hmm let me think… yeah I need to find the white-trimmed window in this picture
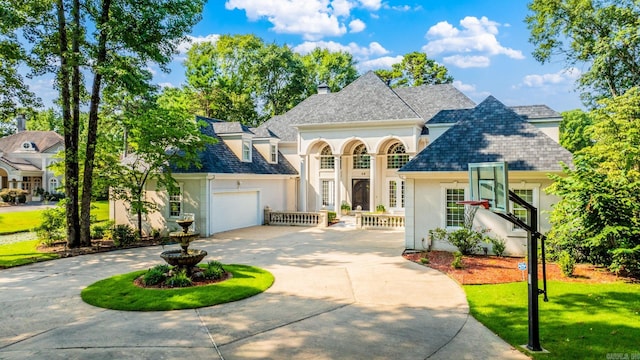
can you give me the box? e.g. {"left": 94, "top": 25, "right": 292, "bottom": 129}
{"left": 321, "top": 180, "right": 334, "bottom": 208}
{"left": 353, "top": 144, "right": 370, "bottom": 169}
{"left": 388, "top": 179, "right": 405, "bottom": 210}
{"left": 446, "top": 188, "right": 465, "bottom": 228}
{"left": 387, "top": 143, "right": 409, "bottom": 169}
{"left": 270, "top": 144, "right": 278, "bottom": 163}
{"left": 511, "top": 188, "right": 536, "bottom": 231}
{"left": 49, "top": 178, "right": 58, "bottom": 193}
{"left": 320, "top": 145, "right": 334, "bottom": 169}
{"left": 169, "top": 184, "right": 183, "bottom": 218}
{"left": 242, "top": 139, "right": 252, "bottom": 162}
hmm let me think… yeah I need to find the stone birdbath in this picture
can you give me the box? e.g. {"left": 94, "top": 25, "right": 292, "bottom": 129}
{"left": 160, "top": 218, "right": 207, "bottom": 275}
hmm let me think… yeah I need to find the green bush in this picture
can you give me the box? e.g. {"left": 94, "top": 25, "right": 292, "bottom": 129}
{"left": 34, "top": 205, "right": 66, "bottom": 246}
{"left": 203, "top": 260, "right": 226, "bottom": 280}
{"left": 429, "top": 227, "right": 486, "bottom": 255}
{"left": 90, "top": 221, "right": 114, "bottom": 240}
{"left": 327, "top": 211, "right": 337, "bottom": 223}
{"left": 143, "top": 265, "right": 170, "bottom": 286}
{"left": 375, "top": 204, "right": 386, "bottom": 213}
{"left": 609, "top": 246, "right": 640, "bottom": 277}
{"left": 558, "top": 250, "right": 575, "bottom": 277}
{"left": 112, "top": 224, "right": 138, "bottom": 247}
{"left": 0, "top": 188, "right": 29, "bottom": 203}
{"left": 452, "top": 251, "right": 464, "bottom": 269}
{"left": 166, "top": 269, "right": 192, "bottom": 288}
{"left": 420, "top": 257, "right": 430, "bottom": 264}
{"left": 487, "top": 236, "right": 507, "bottom": 257}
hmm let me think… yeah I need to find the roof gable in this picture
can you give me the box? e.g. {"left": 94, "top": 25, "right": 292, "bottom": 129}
{"left": 400, "top": 96, "right": 573, "bottom": 172}
{"left": 0, "top": 131, "right": 64, "bottom": 154}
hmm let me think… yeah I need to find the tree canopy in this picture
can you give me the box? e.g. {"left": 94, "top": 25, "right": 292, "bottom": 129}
{"left": 526, "top": 0, "right": 640, "bottom": 105}
{"left": 374, "top": 52, "right": 453, "bottom": 87}
{"left": 547, "top": 88, "right": 640, "bottom": 276}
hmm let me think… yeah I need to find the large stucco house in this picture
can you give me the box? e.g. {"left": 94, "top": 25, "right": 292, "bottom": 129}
{"left": 0, "top": 116, "right": 64, "bottom": 200}
{"left": 111, "top": 71, "right": 572, "bottom": 255}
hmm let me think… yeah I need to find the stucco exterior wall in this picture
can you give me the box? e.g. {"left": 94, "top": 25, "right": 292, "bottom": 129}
{"left": 405, "top": 172, "right": 560, "bottom": 256}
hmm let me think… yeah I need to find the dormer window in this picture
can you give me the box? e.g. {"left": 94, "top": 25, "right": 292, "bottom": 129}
{"left": 270, "top": 144, "right": 277, "bottom": 163}
{"left": 242, "top": 139, "right": 252, "bottom": 162}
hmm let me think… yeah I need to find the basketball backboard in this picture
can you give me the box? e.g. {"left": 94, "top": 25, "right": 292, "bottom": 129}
{"left": 468, "top": 162, "right": 509, "bottom": 214}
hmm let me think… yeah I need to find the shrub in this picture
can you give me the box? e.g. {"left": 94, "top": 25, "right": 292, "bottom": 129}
{"left": 429, "top": 227, "right": 485, "bottom": 255}
{"left": 557, "top": 250, "right": 575, "bottom": 277}
{"left": 166, "top": 269, "right": 192, "bottom": 287}
{"left": 340, "top": 201, "right": 351, "bottom": 211}
{"left": 90, "top": 221, "right": 114, "bottom": 240}
{"left": 609, "top": 246, "right": 640, "bottom": 277}
{"left": 452, "top": 251, "right": 464, "bottom": 269}
{"left": 0, "top": 188, "right": 29, "bottom": 203}
{"left": 143, "top": 265, "right": 170, "bottom": 286}
{"left": 112, "top": 224, "right": 138, "bottom": 247}
{"left": 420, "top": 257, "right": 430, "bottom": 264}
{"left": 487, "top": 236, "right": 507, "bottom": 257}
{"left": 375, "top": 204, "right": 386, "bottom": 213}
{"left": 34, "top": 205, "right": 66, "bottom": 246}
{"left": 327, "top": 211, "right": 337, "bottom": 223}
{"left": 203, "top": 260, "right": 226, "bottom": 280}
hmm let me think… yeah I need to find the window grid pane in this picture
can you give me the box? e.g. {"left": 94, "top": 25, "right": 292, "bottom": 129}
{"left": 322, "top": 180, "right": 334, "bottom": 207}
{"left": 389, "top": 181, "right": 397, "bottom": 208}
{"left": 320, "top": 156, "right": 335, "bottom": 169}
{"left": 401, "top": 181, "right": 405, "bottom": 208}
{"left": 387, "top": 154, "right": 409, "bottom": 169}
{"left": 169, "top": 189, "right": 182, "bottom": 217}
{"left": 353, "top": 144, "right": 370, "bottom": 169}
{"left": 242, "top": 141, "right": 251, "bottom": 161}
{"left": 270, "top": 145, "right": 277, "bottom": 163}
{"left": 513, "top": 189, "right": 533, "bottom": 229}
{"left": 446, "top": 189, "right": 465, "bottom": 227}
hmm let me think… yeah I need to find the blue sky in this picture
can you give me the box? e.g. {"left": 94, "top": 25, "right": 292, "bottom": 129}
{"left": 31, "top": 0, "right": 584, "bottom": 112}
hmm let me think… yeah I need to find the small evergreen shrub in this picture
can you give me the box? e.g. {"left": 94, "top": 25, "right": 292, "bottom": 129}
{"left": 375, "top": 204, "right": 386, "bottom": 213}
{"left": 34, "top": 205, "right": 66, "bottom": 246}
{"left": 112, "top": 224, "right": 138, "bottom": 247}
{"left": 451, "top": 251, "right": 464, "bottom": 269}
{"left": 487, "top": 236, "right": 507, "bottom": 257}
{"left": 420, "top": 257, "right": 430, "bottom": 264}
{"left": 327, "top": 211, "right": 337, "bottom": 223}
{"left": 557, "top": 250, "right": 575, "bottom": 277}
{"left": 429, "top": 227, "right": 485, "bottom": 255}
{"left": 203, "top": 260, "right": 226, "bottom": 280}
{"left": 143, "top": 265, "right": 170, "bottom": 286}
{"left": 166, "top": 269, "right": 192, "bottom": 287}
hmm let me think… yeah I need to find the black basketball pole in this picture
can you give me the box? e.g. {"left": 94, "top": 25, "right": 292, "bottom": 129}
{"left": 527, "top": 206, "right": 542, "bottom": 351}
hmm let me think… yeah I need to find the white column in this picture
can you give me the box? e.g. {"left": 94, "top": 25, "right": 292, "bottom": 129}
{"left": 333, "top": 155, "right": 341, "bottom": 213}
{"left": 369, "top": 155, "right": 376, "bottom": 212}
{"left": 300, "top": 156, "right": 307, "bottom": 211}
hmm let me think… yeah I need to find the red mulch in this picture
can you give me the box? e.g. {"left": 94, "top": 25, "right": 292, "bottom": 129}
{"left": 403, "top": 250, "right": 636, "bottom": 285}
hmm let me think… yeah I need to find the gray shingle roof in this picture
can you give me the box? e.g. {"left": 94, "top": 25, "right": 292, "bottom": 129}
{"left": 400, "top": 96, "right": 574, "bottom": 172}
{"left": 0, "top": 131, "right": 63, "bottom": 153}
{"left": 175, "top": 117, "right": 297, "bottom": 175}
{"left": 510, "top": 105, "right": 561, "bottom": 119}
{"left": 259, "top": 71, "right": 476, "bottom": 141}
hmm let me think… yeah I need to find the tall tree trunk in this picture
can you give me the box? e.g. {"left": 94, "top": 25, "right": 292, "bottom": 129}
{"left": 80, "top": 0, "right": 111, "bottom": 246}
{"left": 57, "top": 0, "right": 81, "bottom": 248}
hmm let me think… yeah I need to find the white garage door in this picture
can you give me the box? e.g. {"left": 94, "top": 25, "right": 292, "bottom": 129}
{"left": 211, "top": 191, "right": 260, "bottom": 233}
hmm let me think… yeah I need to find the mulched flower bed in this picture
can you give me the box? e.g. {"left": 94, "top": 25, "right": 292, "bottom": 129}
{"left": 38, "top": 238, "right": 167, "bottom": 257}
{"left": 133, "top": 271, "right": 233, "bottom": 289}
{"left": 403, "top": 250, "right": 635, "bottom": 285}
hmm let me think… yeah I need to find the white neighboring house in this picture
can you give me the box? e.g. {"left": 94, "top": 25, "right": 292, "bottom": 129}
{"left": 112, "top": 71, "right": 573, "bottom": 255}
{"left": 0, "top": 117, "right": 64, "bottom": 201}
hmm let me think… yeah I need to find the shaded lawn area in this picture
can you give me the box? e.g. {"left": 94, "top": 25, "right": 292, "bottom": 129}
{"left": 0, "top": 240, "right": 59, "bottom": 268}
{"left": 465, "top": 281, "right": 640, "bottom": 359}
{"left": 0, "top": 200, "right": 109, "bottom": 235}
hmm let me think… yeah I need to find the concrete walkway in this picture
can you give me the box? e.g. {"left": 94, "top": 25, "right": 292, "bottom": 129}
{"left": 0, "top": 224, "right": 529, "bottom": 359}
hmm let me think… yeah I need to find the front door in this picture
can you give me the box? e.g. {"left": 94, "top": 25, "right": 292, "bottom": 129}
{"left": 352, "top": 179, "right": 370, "bottom": 211}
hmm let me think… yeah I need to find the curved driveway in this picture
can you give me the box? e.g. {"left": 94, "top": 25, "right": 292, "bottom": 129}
{"left": 0, "top": 224, "right": 528, "bottom": 359}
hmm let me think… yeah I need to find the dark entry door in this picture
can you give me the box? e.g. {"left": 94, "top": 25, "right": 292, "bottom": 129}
{"left": 352, "top": 179, "right": 370, "bottom": 211}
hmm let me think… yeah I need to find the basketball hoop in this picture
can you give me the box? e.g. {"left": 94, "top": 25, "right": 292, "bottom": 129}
{"left": 457, "top": 199, "right": 490, "bottom": 210}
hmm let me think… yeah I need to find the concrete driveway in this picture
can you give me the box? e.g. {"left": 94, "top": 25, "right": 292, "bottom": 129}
{"left": 0, "top": 224, "right": 528, "bottom": 359}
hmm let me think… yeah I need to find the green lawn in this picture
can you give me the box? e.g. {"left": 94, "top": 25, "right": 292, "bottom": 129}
{"left": 465, "top": 281, "right": 640, "bottom": 359}
{"left": 81, "top": 264, "right": 275, "bottom": 311}
{"left": 0, "top": 239, "right": 59, "bottom": 268}
{"left": 0, "top": 200, "right": 109, "bottom": 235}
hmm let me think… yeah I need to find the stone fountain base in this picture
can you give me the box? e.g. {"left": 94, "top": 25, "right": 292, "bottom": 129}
{"left": 160, "top": 249, "right": 207, "bottom": 268}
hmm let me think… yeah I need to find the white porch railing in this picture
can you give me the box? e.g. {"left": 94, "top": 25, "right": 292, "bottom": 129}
{"left": 356, "top": 213, "right": 405, "bottom": 229}
{"left": 264, "top": 207, "right": 328, "bottom": 227}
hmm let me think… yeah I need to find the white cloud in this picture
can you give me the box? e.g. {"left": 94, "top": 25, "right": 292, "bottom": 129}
{"left": 422, "top": 16, "right": 524, "bottom": 68}
{"left": 358, "top": 55, "right": 403, "bottom": 72}
{"left": 176, "top": 34, "right": 220, "bottom": 54}
{"left": 452, "top": 80, "right": 475, "bottom": 92}
{"left": 443, "top": 55, "right": 490, "bottom": 68}
{"left": 358, "top": 0, "right": 382, "bottom": 11}
{"left": 452, "top": 80, "right": 491, "bottom": 103}
{"left": 226, "top": 0, "right": 353, "bottom": 40}
{"left": 349, "top": 19, "right": 366, "bottom": 33}
{"left": 293, "top": 40, "right": 389, "bottom": 58}
{"left": 521, "top": 68, "right": 581, "bottom": 88}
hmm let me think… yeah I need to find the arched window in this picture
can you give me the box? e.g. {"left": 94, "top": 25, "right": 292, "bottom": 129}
{"left": 320, "top": 145, "right": 334, "bottom": 169}
{"left": 387, "top": 143, "right": 409, "bottom": 169}
{"left": 353, "top": 144, "right": 370, "bottom": 169}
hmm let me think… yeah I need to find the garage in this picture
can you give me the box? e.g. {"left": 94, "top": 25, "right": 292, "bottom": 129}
{"left": 211, "top": 191, "right": 260, "bottom": 233}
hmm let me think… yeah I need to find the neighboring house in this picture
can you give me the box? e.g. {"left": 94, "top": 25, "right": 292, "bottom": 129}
{"left": 113, "top": 71, "right": 572, "bottom": 256}
{"left": 0, "top": 116, "right": 64, "bottom": 200}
